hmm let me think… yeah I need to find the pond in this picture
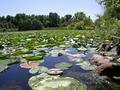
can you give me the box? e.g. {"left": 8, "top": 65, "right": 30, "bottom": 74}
{"left": 0, "top": 46, "right": 119, "bottom": 90}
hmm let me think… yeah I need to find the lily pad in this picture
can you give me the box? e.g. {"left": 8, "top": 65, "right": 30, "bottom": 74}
{"left": 29, "top": 67, "right": 40, "bottom": 74}
{"left": 20, "top": 61, "right": 40, "bottom": 69}
{"left": 36, "top": 52, "right": 46, "bottom": 57}
{"left": 76, "top": 61, "right": 97, "bottom": 70}
{"left": 0, "top": 64, "right": 8, "bottom": 73}
{"left": 78, "top": 46, "right": 87, "bottom": 51}
{"left": 38, "top": 66, "right": 48, "bottom": 73}
{"left": 47, "top": 68, "right": 63, "bottom": 75}
{"left": 28, "top": 76, "right": 87, "bottom": 90}
{"left": 117, "top": 58, "right": 120, "bottom": 62}
{"left": 55, "top": 62, "right": 72, "bottom": 70}
{"left": 12, "top": 49, "right": 32, "bottom": 56}
{"left": 25, "top": 56, "right": 43, "bottom": 61}
{"left": 29, "top": 66, "right": 48, "bottom": 74}
{"left": 49, "top": 49, "right": 66, "bottom": 57}
{"left": 0, "top": 53, "right": 9, "bottom": 59}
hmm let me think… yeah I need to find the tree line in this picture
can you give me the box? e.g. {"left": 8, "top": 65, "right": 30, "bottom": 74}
{"left": 0, "top": 12, "right": 94, "bottom": 31}
{"left": 95, "top": 0, "right": 120, "bottom": 37}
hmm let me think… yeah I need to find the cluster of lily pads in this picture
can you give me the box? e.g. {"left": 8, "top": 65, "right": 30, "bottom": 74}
{"left": 0, "top": 30, "right": 102, "bottom": 90}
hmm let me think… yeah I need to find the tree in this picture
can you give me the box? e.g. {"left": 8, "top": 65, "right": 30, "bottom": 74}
{"left": 74, "top": 12, "right": 86, "bottom": 21}
{"left": 48, "top": 12, "right": 60, "bottom": 27}
{"left": 64, "top": 14, "right": 72, "bottom": 22}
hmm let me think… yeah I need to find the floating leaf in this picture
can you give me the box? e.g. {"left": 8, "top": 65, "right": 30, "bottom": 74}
{"left": 29, "top": 67, "right": 40, "bottom": 74}
{"left": 20, "top": 61, "right": 39, "bottom": 69}
{"left": 28, "top": 76, "right": 87, "bottom": 90}
{"left": 117, "top": 58, "right": 120, "bottom": 62}
{"left": 25, "top": 56, "right": 43, "bottom": 61}
{"left": 76, "top": 61, "right": 97, "bottom": 70}
{"left": 38, "top": 66, "right": 48, "bottom": 73}
{"left": 12, "top": 49, "right": 32, "bottom": 56}
{"left": 0, "top": 64, "right": 8, "bottom": 73}
{"left": 78, "top": 46, "right": 87, "bottom": 51}
{"left": 29, "top": 66, "right": 48, "bottom": 74}
{"left": 47, "top": 68, "right": 63, "bottom": 75}
{"left": 49, "top": 49, "right": 65, "bottom": 57}
{"left": 55, "top": 62, "right": 72, "bottom": 70}
{"left": 0, "top": 53, "right": 9, "bottom": 59}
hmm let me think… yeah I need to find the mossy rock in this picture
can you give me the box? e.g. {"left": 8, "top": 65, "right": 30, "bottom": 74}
{"left": 28, "top": 75, "right": 87, "bottom": 90}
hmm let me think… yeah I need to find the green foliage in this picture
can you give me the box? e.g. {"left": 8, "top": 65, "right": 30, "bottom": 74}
{"left": 74, "top": 21, "right": 85, "bottom": 30}
{"left": 0, "top": 11, "right": 93, "bottom": 31}
{"left": 95, "top": 0, "right": 120, "bottom": 41}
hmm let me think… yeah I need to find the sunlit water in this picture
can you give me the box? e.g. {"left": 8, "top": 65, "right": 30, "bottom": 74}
{"left": 0, "top": 47, "right": 119, "bottom": 90}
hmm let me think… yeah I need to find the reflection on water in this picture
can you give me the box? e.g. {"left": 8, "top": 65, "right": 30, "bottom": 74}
{"left": 0, "top": 47, "right": 119, "bottom": 90}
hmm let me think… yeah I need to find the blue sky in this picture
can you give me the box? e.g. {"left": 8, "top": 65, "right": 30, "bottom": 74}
{"left": 0, "top": 0, "right": 104, "bottom": 21}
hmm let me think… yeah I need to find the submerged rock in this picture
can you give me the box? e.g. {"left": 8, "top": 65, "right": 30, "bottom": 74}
{"left": 91, "top": 54, "right": 110, "bottom": 65}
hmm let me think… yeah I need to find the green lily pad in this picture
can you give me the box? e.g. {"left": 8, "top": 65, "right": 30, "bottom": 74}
{"left": 0, "top": 59, "right": 20, "bottom": 65}
{"left": 38, "top": 66, "right": 48, "bottom": 73}
{"left": 28, "top": 75, "right": 87, "bottom": 90}
{"left": 29, "top": 66, "right": 48, "bottom": 74}
{"left": 55, "top": 62, "right": 72, "bottom": 70}
{"left": 78, "top": 46, "right": 87, "bottom": 51}
{"left": 117, "top": 58, "right": 120, "bottom": 62}
{"left": 76, "top": 61, "right": 97, "bottom": 70}
{"left": 0, "top": 64, "right": 9, "bottom": 73}
{"left": 12, "top": 49, "right": 32, "bottom": 56}
{"left": 25, "top": 56, "right": 43, "bottom": 61}
{"left": 0, "top": 53, "right": 10, "bottom": 59}
{"left": 29, "top": 67, "right": 40, "bottom": 74}
{"left": 36, "top": 52, "right": 46, "bottom": 56}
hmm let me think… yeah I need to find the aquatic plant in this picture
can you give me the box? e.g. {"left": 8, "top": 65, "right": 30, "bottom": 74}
{"left": 55, "top": 62, "right": 72, "bottom": 70}
{"left": 28, "top": 75, "right": 87, "bottom": 90}
{"left": 47, "top": 68, "right": 63, "bottom": 75}
{"left": 0, "top": 64, "right": 8, "bottom": 73}
{"left": 76, "top": 61, "right": 97, "bottom": 70}
{"left": 29, "top": 66, "right": 48, "bottom": 74}
{"left": 20, "top": 61, "right": 40, "bottom": 69}
{"left": 24, "top": 56, "right": 43, "bottom": 61}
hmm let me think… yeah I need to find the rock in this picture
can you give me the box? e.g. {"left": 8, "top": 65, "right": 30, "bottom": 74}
{"left": 47, "top": 68, "right": 63, "bottom": 75}
{"left": 116, "top": 44, "right": 120, "bottom": 55}
{"left": 91, "top": 54, "right": 110, "bottom": 65}
{"left": 58, "top": 53, "right": 63, "bottom": 56}
{"left": 95, "top": 63, "right": 120, "bottom": 78}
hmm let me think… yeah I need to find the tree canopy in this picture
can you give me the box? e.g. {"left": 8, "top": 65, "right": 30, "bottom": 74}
{"left": 0, "top": 12, "right": 93, "bottom": 31}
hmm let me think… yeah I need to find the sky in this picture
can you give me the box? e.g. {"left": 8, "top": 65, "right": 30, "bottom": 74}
{"left": 0, "top": 0, "right": 104, "bottom": 21}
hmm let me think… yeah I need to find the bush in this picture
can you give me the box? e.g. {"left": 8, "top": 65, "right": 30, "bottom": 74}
{"left": 74, "top": 21, "right": 85, "bottom": 30}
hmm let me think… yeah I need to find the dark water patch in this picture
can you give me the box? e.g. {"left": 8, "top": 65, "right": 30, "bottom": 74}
{"left": 0, "top": 64, "right": 32, "bottom": 90}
